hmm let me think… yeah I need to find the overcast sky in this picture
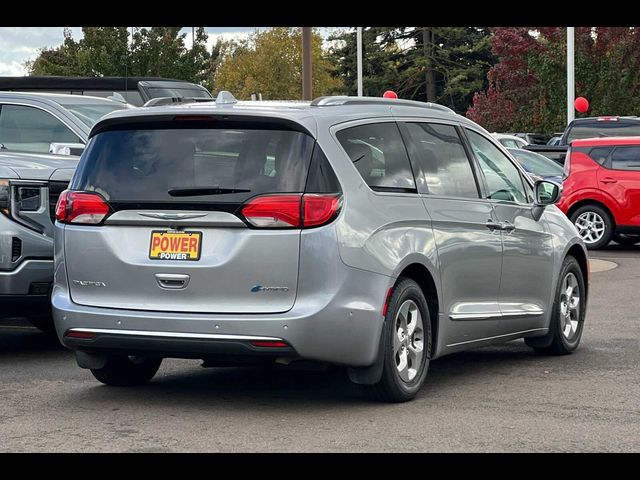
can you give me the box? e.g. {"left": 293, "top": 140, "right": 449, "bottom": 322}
{"left": 0, "top": 27, "right": 343, "bottom": 76}
{"left": 0, "top": 27, "right": 278, "bottom": 76}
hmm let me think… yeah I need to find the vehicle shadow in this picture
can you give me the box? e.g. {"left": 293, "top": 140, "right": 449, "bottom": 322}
{"left": 0, "top": 318, "right": 63, "bottom": 355}
{"left": 71, "top": 341, "right": 547, "bottom": 407}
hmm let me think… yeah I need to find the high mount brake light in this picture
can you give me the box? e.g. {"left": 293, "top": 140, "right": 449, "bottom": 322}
{"left": 240, "top": 194, "right": 342, "bottom": 229}
{"left": 55, "top": 190, "right": 111, "bottom": 225}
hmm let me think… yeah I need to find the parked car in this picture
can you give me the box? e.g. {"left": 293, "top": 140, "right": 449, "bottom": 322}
{"left": 0, "top": 91, "right": 133, "bottom": 155}
{"left": 0, "top": 92, "right": 130, "bottom": 330}
{"left": 514, "top": 132, "right": 552, "bottom": 145}
{"left": 557, "top": 136, "right": 640, "bottom": 249}
{"left": 492, "top": 133, "right": 528, "bottom": 149}
{"left": 547, "top": 136, "right": 562, "bottom": 146}
{"left": 53, "top": 93, "right": 588, "bottom": 402}
{"left": 507, "top": 148, "right": 564, "bottom": 183}
{"left": 0, "top": 76, "right": 212, "bottom": 107}
{"left": 524, "top": 116, "right": 640, "bottom": 164}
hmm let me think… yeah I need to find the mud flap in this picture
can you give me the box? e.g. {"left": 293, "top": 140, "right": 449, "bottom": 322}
{"left": 347, "top": 320, "right": 386, "bottom": 385}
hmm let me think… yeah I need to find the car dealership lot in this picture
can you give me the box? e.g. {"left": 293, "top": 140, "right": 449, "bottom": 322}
{"left": 1, "top": 247, "right": 638, "bottom": 452}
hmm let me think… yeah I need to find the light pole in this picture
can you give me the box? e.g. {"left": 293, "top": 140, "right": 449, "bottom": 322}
{"left": 302, "top": 27, "right": 313, "bottom": 101}
{"left": 357, "top": 27, "right": 363, "bottom": 96}
{"left": 567, "top": 27, "right": 575, "bottom": 124}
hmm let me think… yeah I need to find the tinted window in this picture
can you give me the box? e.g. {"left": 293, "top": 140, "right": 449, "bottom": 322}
{"left": 566, "top": 121, "right": 640, "bottom": 143}
{"left": 72, "top": 127, "right": 315, "bottom": 206}
{"left": 404, "top": 122, "right": 478, "bottom": 198}
{"left": 336, "top": 122, "right": 416, "bottom": 191}
{"left": 508, "top": 148, "right": 564, "bottom": 177}
{"left": 0, "top": 104, "right": 80, "bottom": 153}
{"left": 611, "top": 147, "right": 640, "bottom": 170}
{"left": 305, "top": 145, "right": 341, "bottom": 194}
{"left": 59, "top": 103, "right": 129, "bottom": 127}
{"left": 588, "top": 147, "right": 613, "bottom": 165}
{"left": 466, "top": 130, "right": 529, "bottom": 204}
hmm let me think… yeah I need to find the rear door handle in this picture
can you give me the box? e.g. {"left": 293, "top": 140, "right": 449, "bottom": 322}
{"left": 600, "top": 177, "right": 618, "bottom": 184}
{"left": 155, "top": 273, "right": 190, "bottom": 290}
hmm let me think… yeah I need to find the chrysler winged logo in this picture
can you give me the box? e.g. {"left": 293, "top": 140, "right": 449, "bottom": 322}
{"left": 251, "top": 285, "right": 289, "bottom": 293}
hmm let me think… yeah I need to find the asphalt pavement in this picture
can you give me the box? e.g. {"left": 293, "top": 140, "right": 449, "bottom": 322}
{"left": 0, "top": 246, "right": 638, "bottom": 452}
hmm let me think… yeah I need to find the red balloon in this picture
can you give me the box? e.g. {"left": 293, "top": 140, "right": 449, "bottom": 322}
{"left": 575, "top": 97, "right": 589, "bottom": 113}
{"left": 383, "top": 90, "right": 398, "bottom": 99}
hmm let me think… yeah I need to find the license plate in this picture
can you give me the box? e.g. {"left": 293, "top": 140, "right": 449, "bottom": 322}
{"left": 149, "top": 231, "right": 202, "bottom": 261}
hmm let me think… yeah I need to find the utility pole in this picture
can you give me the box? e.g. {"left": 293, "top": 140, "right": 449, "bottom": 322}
{"left": 357, "top": 27, "right": 363, "bottom": 96}
{"left": 192, "top": 27, "right": 195, "bottom": 50}
{"left": 567, "top": 27, "right": 575, "bottom": 124}
{"left": 302, "top": 27, "right": 313, "bottom": 100}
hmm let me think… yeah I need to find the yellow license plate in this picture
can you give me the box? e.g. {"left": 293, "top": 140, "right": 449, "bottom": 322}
{"left": 149, "top": 231, "right": 202, "bottom": 261}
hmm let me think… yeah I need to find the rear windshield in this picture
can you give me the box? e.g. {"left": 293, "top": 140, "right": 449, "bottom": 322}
{"left": 566, "top": 121, "right": 640, "bottom": 143}
{"left": 146, "top": 87, "right": 212, "bottom": 99}
{"left": 71, "top": 127, "right": 315, "bottom": 206}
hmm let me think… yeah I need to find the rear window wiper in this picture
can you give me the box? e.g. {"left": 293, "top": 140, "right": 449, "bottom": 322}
{"left": 168, "top": 187, "right": 251, "bottom": 197}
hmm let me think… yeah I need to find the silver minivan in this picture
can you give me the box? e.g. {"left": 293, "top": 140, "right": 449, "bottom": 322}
{"left": 52, "top": 94, "right": 589, "bottom": 402}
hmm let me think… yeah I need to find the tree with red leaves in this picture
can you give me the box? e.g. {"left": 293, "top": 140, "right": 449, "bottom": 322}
{"left": 467, "top": 27, "right": 640, "bottom": 134}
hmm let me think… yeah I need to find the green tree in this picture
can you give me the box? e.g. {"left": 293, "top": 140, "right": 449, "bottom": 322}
{"left": 467, "top": 27, "right": 640, "bottom": 133}
{"left": 328, "top": 27, "right": 495, "bottom": 113}
{"left": 25, "top": 27, "right": 220, "bottom": 88}
{"left": 213, "top": 27, "right": 344, "bottom": 100}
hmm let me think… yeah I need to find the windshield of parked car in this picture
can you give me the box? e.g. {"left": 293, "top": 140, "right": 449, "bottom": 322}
{"left": 508, "top": 148, "right": 564, "bottom": 177}
{"left": 61, "top": 103, "right": 130, "bottom": 127}
{"left": 566, "top": 122, "right": 640, "bottom": 143}
{"left": 146, "top": 87, "right": 212, "bottom": 99}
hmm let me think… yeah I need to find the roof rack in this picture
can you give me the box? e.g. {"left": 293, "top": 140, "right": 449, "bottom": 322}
{"left": 310, "top": 96, "right": 455, "bottom": 113}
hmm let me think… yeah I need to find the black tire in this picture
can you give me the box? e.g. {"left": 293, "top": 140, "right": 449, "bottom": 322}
{"left": 91, "top": 355, "right": 162, "bottom": 386}
{"left": 526, "top": 255, "right": 586, "bottom": 355}
{"left": 569, "top": 204, "right": 613, "bottom": 250}
{"left": 613, "top": 233, "right": 640, "bottom": 247}
{"left": 362, "top": 278, "right": 432, "bottom": 403}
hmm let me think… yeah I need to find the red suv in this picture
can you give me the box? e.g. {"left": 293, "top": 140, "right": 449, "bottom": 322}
{"left": 558, "top": 137, "right": 640, "bottom": 249}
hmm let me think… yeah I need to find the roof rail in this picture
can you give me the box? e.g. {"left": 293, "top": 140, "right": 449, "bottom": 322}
{"left": 310, "top": 96, "right": 455, "bottom": 113}
{"left": 143, "top": 96, "right": 215, "bottom": 107}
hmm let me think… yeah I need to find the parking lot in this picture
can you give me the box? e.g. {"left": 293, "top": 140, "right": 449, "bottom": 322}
{"left": 0, "top": 247, "right": 637, "bottom": 453}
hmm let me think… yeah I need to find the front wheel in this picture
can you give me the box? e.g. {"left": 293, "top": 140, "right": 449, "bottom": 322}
{"left": 91, "top": 355, "right": 162, "bottom": 386}
{"left": 361, "top": 278, "right": 432, "bottom": 403}
{"left": 569, "top": 204, "right": 613, "bottom": 250}
{"left": 526, "top": 256, "right": 586, "bottom": 355}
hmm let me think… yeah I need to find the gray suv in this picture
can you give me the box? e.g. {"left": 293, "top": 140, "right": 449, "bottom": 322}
{"left": 0, "top": 92, "right": 130, "bottom": 329}
{"left": 52, "top": 93, "right": 589, "bottom": 402}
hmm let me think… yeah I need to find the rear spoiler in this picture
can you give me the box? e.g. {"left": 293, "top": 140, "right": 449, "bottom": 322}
{"left": 143, "top": 96, "right": 215, "bottom": 107}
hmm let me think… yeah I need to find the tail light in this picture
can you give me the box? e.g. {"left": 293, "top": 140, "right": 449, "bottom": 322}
{"left": 241, "top": 193, "right": 342, "bottom": 229}
{"left": 563, "top": 148, "right": 572, "bottom": 180}
{"left": 250, "top": 340, "right": 289, "bottom": 348}
{"left": 55, "top": 190, "right": 111, "bottom": 225}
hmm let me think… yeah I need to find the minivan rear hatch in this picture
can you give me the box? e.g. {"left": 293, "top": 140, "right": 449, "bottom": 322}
{"left": 64, "top": 115, "right": 318, "bottom": 314}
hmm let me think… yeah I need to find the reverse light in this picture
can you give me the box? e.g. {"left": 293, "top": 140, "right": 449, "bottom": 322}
{"left": 55, "top": 190, "right": 111, "bottom": 225}
{"left": 240, "top": 194, "right": 342, "bottom": 229}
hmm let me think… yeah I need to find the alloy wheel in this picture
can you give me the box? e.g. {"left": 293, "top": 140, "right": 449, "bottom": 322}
{"left": 394, "top": 300, "right": 425, "bottom": 382}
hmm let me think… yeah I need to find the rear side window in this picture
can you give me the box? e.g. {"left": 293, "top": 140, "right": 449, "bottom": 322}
{"left": 403, "top": 122, "right": 479, "bottom": 198}
{"left": 72, "top": 126, "right": 315, "bottom": 206}
{"left": 336, "top": 122, "right": 416, "bottom": 192}
{"left": 588, "top": 147, "right": 613, "bottom": 165}
{"left": 0, "top": 104, "right": 80, "bottom": 153}
{"left": 610, "top": 146, "right": 640, "bottom": 170}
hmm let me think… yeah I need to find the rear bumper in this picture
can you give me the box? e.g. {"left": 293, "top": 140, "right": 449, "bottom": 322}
{"left": 64, "top": 328, "right": 296, "bottom": 359}
{"left": 52, "top": 265, "right": 392, "bottom": 367}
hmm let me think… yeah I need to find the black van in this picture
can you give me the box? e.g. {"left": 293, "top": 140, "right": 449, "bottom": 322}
{"left": 0, "top": 76, "right": 212, "bottom": 106}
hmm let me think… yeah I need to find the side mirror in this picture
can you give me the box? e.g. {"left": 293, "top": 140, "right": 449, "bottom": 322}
{"left": 49, "top": 142, "right": 85, "bottom": 156}
{"left": 532, "top": 180, "right": 562, "bottom": 221}
{"left": 535, "top": 180, "right": 562, "bottom": 205}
